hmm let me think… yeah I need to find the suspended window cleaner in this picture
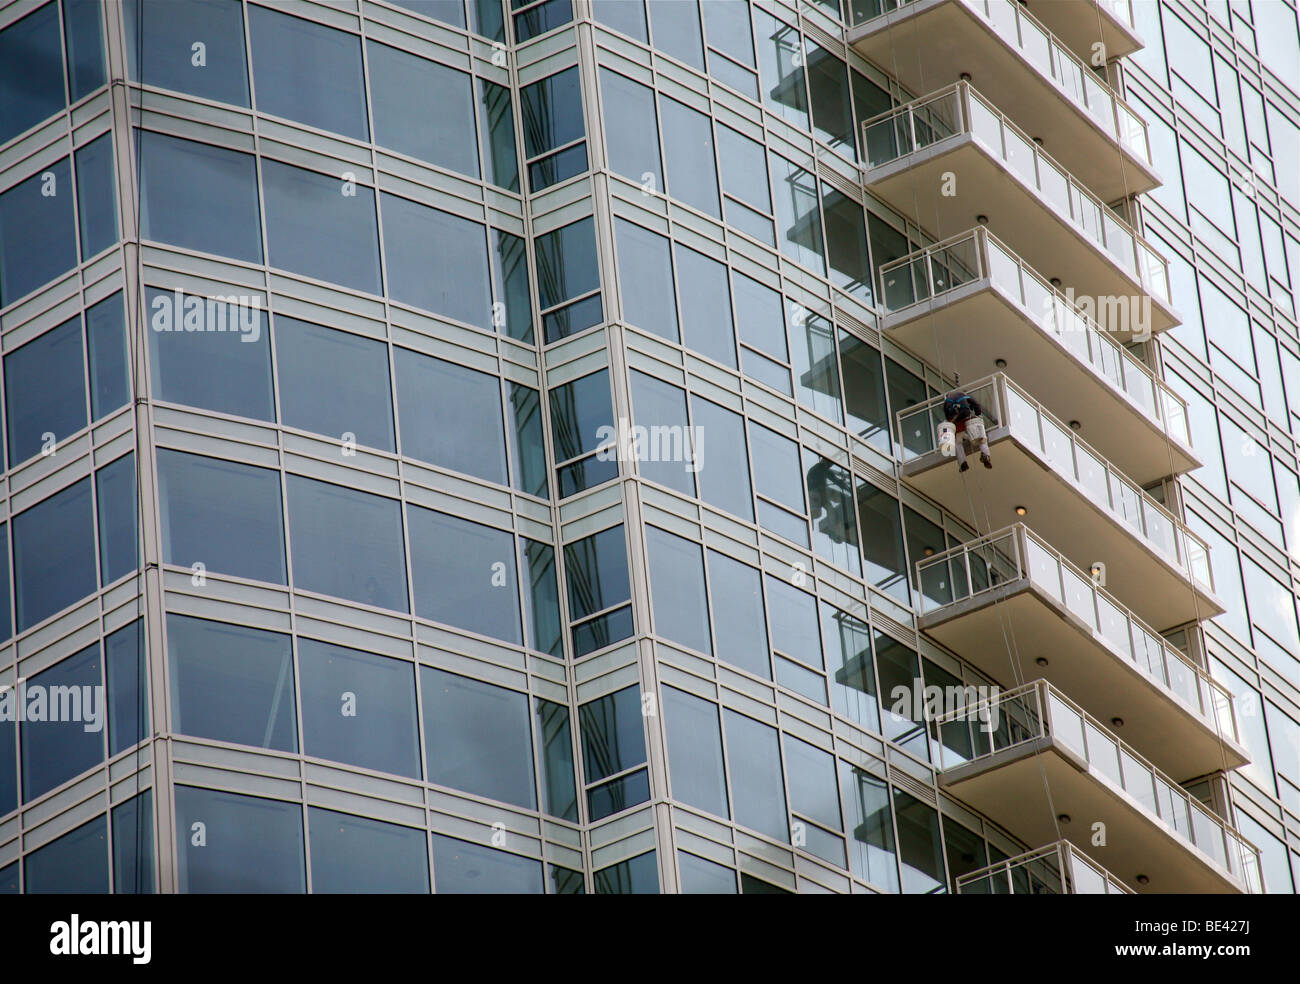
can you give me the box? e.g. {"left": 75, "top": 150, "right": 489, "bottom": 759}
{"left": 939, "top": 389, "right": 998, "bottom": 472}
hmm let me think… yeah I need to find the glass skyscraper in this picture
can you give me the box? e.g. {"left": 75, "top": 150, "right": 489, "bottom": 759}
{"left": 0, "top": 0, "right": 1295, "bottom": 894}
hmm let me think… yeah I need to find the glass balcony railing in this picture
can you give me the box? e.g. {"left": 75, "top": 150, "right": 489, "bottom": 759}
{"left": 849, "top": 0, "right": 1151, "bottom": 166}
{"left": 916, "top": 523, "right": 1240, "bottom": 745}
{"left": 897, "top": 374, "right": 1214, "bottom": 591}
{"left": 862, "top": 82, "right": 1171, "bottom": 305}
{"left": 955, "top": 839, "right": 1132, "bottom": 894}
{"left": 878, "top": 227, "right": 1190, "bottom": 445}
{"left": 934, "top": 679, "right": 1263, "bottom": 892}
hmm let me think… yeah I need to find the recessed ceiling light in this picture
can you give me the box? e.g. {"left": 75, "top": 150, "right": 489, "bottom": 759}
{"left": 1014, "top": 505, "right": 1028, "bottom": 516}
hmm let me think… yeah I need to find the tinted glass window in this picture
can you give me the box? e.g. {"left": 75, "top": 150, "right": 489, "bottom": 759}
{"left": 491, "top": 229, "right": 532, "bottom": 341}
{"left": 408, "top": 507, "right": 522, "bottom": 644}
{"left": 601, "top": 70, "right": 661, "bottom": 189}
{"left": 808, "top": 44, "right": 854, "bottom": 158}
{"left": 0, "top": 5, "right": 65, "bottom": 144}
{"left": 125, "top": 0, "right": 249, "bottom": 106}
{"left": 13, "top": 477, "right": 96, "bottom": 632}
{"left": 521, "top": 67, "right": 586, "bottom": 190}
{"left": 805, "top": 451, "right": 861, "bottom": 576}
{"left": 566, "top": 526, "right": 633, "bottom": 657}
{"left": 390, "top": 1, "right": 465, "bottom": 29}
{"left": 298, "top": 639, "right": 420, "bottom": 779}
{"left": 75, "top": 133, "right": 117, "bottom": 257}
{"left": 675, "top": 244, "right": 735, "bottom": 367}
{"left": 106, "top": 620, "right": 148, "bottom": 757}
{"left": 823, "top": 603, "right": 879, "bottom": 731}
{"left": 594, "top": 851, "right": 659, "bottom": 893}
{"left": 24, "top": 816, "right": 109, "bottom": 894}
{"left": 262, "top": 161, "right": 380, "bottom": 294}
{"left": 549, "top": 370, "right": 616, "bottom": 496}
{"left": 63, "top": 0, "right": 105, "bottom": 100}
{"left": 629, "top": 371, "right": 694, "bottom": 495}
{"left": 840, "top": 761, "right": 899, "bottom": 892}
{"left": 276, "top": 316, "right": 394, "bottom": 452}
{"left": 791, "top": 310, "right": 842, "bottom": 421}
{"left": 616, "top": 219, "right": 678, "bottom": 342}
{"left": 146, "top": 287, "right": 274, "bottom": 421}
{"left": 0, "top": 711, "right": 14, "bottom": 817}
{"left": 422, "top": 667, "right": 535, "bottom": 808}
{"left": 479, "top": 78, "right": 520, "bottom": 192}
{"left": 432, "top": 834, "right": 543, "bottom": 894}
{"left": 859, "top": 481, "right": 909, "bottom": 604}
{"left": 661, "top": 96, "right": 720, "bottom": 217}
{"left": 137, "top": 131, "right": 262, "bottom": 263}
{"left": 394, "top": 347, "right": 506, "bottom": 483}
{"left": 86, "top": 292, "right": 130, "bottom": 420}
{"left": 783, "top": 734, "right": 844, "bottom": 865}
{"left": 580, "top": 685, "right": 648, "bottom": 818}
{"left": 521, "top": 538, "right": 562, "bottom": 656}
{"left": 508, "top": 384, "right": 548, "bottom": 499}
{"left": 4, "top": 316, "right": 86, "bottom": 467}
{"left": 381, "top": 192, "right": 491, "bottom": 328}
{"left": 840, "top": 333, "right": 891, "bottom": 453}
{"left": 309, "top": 808, "right": 428, "bottom": 893}
{"left": 771, "top": 155, "right": 825, "bottom": 275}
{"left": 766, "top": 575, "right": 821, "bottom": 669}
{"left": 753, "top": 8, "right": 807, "bottom": 129}
{"left": 168, "top": 614, "right": 297, "bottom": 752}
{"left": 750, "top": 423, "right": 806, "bottom": 527}
{"left": 649, "top": 0, "right": 704, "bottom": 69}
{"left": 646, "top": 526, "right": 711, "bottom": 655}
{"left": 96, "top": 453, "right": 138, "bottom": 584}
{"left": 594, "top": 0, "right": 646, "bottom": 40}
{"left": 663, "top": 686, "right": 728, "bottom": 818}
{"left": 368, "top": 41, "right": 476, "bottom": 176}
{"left": 724, "top": 710, "right": 787, "bottom": 841}
{"left": 112, "top": 789, "right": 154, "bottom": 893}
{"left": 536, "top": 218, "right": 602, "bottom": 342}
{"left": 706, "top": 550, "right": 768, "bottom": 677}
{"left": 823, "top": 185, "right": 872, "bottom": 302}
{"left": 896, "top": 790, "right": 945, "bottom": 894}
{"left": 157, "top": 450, "right": 286, "bottom": 585}
{"left": 679, "top": 851, "right": 736, "bottom": 893}
{"left": 535, "top": 698, "right": 578, "bottom": 821}
{"left": 175, "top": 786, "right": 305, "bottom": 893}
{"left": 0, "top": 158, "right": 76, "bottom": 306}
{"left": 286, "top": 475, "right": 408, "bottom": 612}
{"left": 21, "top": 643, "right": 104, "bottom": 802}
{"left": 0, "top": 524, "right": 9, "bottom": 645}
{"left": 248, "top": 6, "right": 368, "bottom": 139}
{"left": 690, "top": 396, "right": 752, "bottom": 521}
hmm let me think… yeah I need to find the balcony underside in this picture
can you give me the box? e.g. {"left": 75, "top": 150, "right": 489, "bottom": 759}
{"left": 920, "top": 581, "right": 1248, "bottom": 779}
{"left": 940, "top": 739, "right": 1251, "bottom": 893}
{"left": 1026, "top": 0, "right": 1144, "bottom": 61}
{"left": 865, "top": 136, "right": 1178, "bottom": 335}
{"left": 848, "top": 0, "right": 1157, "bottom": 199}
{"left": 901, "top": 436, "right": 1225, "bottom": 628}
{"left": 882, "top": 284, "right": 1196, "bottom": 482}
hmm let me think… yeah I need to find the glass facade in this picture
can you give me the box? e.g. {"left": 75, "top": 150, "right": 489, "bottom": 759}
{"left": 0, "top": 0, "right": 1296, "bottom": 895}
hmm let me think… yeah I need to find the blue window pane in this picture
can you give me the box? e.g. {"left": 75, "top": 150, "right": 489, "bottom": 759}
{"left": 771, "top": 155, "right": 825, "bottom": 275}
{"left": 571, "top": 603, "right": 633, "bottom": 658}
{"left": 146, "top": 287, "right": 274, "bottom": 421}
{"left": 409, "top": 507, "right": 522, "bottom": 644}
{"left": 0, "top": 5, "right": 64, "bottom": 145}
{"left": 661, "top": 95, "right": 720, "bottom": 217}
{"left": 86, "top": 292, "right": 130, "bottom": 420}
{"left": 724, "top": 709, "right": 788, "bottom": 842}
{"left": 286, "top": 475, "right": 407, "bottom": 612}
{"left": 594, "top": 850, "right": 658, "bottom": 894}
{"left": 0, "top": 158, "right": 77, "bottom": 305}
{"left": 275, "top": 315, "right": 394, "bottom": 452}
{"left": 309, "top": 807, "right": 429, "bottom": 893}
{"left": 0, "top": 711, "right": 13, "bottom": 817}
{"left": 663, "top": 686, "right": 728, "bottom": 818}
{"left": 766, "top": 575, "right": 822, "bottom": 669}
{"left": 646, "top": 526, "right": 711, "bottom": 655}
{"left": 521, "top": 66, "right": 584, "bottom": 177}
{"left": 536, "top": 217, "right": 600, "bottom": 311}
{"left": 137, "top": 131, "right": 262, "bottom": 263}
{"left": 21, "top": 644, "right": 105, "bottom": 803}
{"left": 594, "top": 0, "right": 647, "bottom": 41}
{"left": 13, "top": 477, "right": 96, "bottom": 632}
{"left": 125, "top": 0, "right": 250, "bottom": 106}
{"left": 106, "top": 620, "right": 147, "bottom": 757}
{"left": 587, "top": 767, "right": 649, "bottom": 821}
{"left": 479, "top": 78, "right": 520, "bottom": 192}
{"left": 63, "top": 0, "right": 106, "bottom": 100}
{"left": 432, "top": 834, "right": 543, "bottom": 894}
{"left": 492, "top": 229, "right": 533, "bottom": 341}
{"left": 535, "top": 698, "right": 577, "bottom": 821}
{"left": 391, "top": 0, "right": 466, "bottom": 28}
{"left": 422, "top": 667, "right": 535, "bottom": 808}
{"left": 75, "top": 133, "right": 117, "bottom": 257}
{"left": 706, "top": 550, "right": 768, "bottom": 678}
{"left": 679, "top": 851, "right": 736, "bottom": 893}
{"left": 629, "top": 371, "right": 694, "bottom": 495}
{"left": 157, "top": 450, "right": 286, "bottom": 584}
{"left": 564, "top": 525, "right": 630, "bottom": 622}
{"left": 263, "top": 161, "right": 380, "bottom": 293}
{"left": 298, "top": 639, "right": 420, "bottom": 779}
{"left": 368, "top": 41, "right": 476, "bottom": 177}
{"left": 823, "top": 603, "right": 879, "bottom": 732}
{"left": 0, "top": 862, "right": 14, "bottom": 893}
{"left": 248, "top": 6, "right": 368, "bottom": 140}
{"left": 521, "top": 538, "right": 562, "bottom": 656}
{"left": 0, "top": 523, "right": 10, "bottom": 645}
{"left": 96, "top": 453, "right": 138, "bottom": 584}
{"left": 514, "top": 0, "right": 575, "bottom": 44}
{"left": 381, "top": 192, "right": 491, "bottom": 328}
{"left": 394, "top": 347, "right": 507, "bottom": 483}
{"left": 175, "top": 786, "right": 305, "bottom": 893}
{"left": 549, "top": 369, "right": 613, "bottom": 465}
{"left": 508, "top": 384, "right": 548, "bottom": 499}
{"left": 24, "top": 816, "right": 109, "bottom": 894}
{"left": 784, "top": 733, "right": 841, "bottom": 831}
{"left": 112, "top": 790, "right": 154, "bottom": 894}
{"left": 689, "top": 396, "right": 753, "bottom": 521}
{"left": 675, "top": 244, "right": 735, "bottom": 367}
{"left": 167, "top": 614, "right": 297, "bottom": 752}
{"left": 600, "top": 69, "right": 660, "bottom": 187}
{"left": 579, "top": 685, "right": 645, "bottom": 784}
{"left": 471, "top": 0, "right": 505, "bottom": 40}
{"left": 648, "top": 0, "right": 704, "bottom": 69}
{"left": 4, "top": 315, "right": 86, "bottom": 467}
{"left": 750, "top": 423, "right": 806, "bottom": 514}
{"left": 805, "top": 451, "right": 860, "bottom": 576}
{"left": 615, "top": 219, "right": 678, "bottom": 342}
{"left": 734, "top": 270, "right": 788, "bottom": 363}
{"left": 550, "top": 864, "right": 584, "bottom": 893}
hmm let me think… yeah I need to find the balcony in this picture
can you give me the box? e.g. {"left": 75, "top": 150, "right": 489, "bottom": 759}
{"left": 878, "top": 227, "right": 1196, "bottom": 481}
{"left": 955, "top": 839, "right": 1133, "bottom": 894}
{"left": 934, "top": 680, "right": 1263, "bottom": 893}
{"left": 848, "top": 0, "right": 1156, "bottom": 199}
{"left": 915, "top": 524, "right": 1248, "bottom": 780}
{"left": 1026, "top": 0, "right": 1144, "bottom": 62}
{"left": 896, "top": 374, "right": 1222, "bottom": 629}
{"left": 861, "top": 83, "right": 1177, "bottom": 336}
